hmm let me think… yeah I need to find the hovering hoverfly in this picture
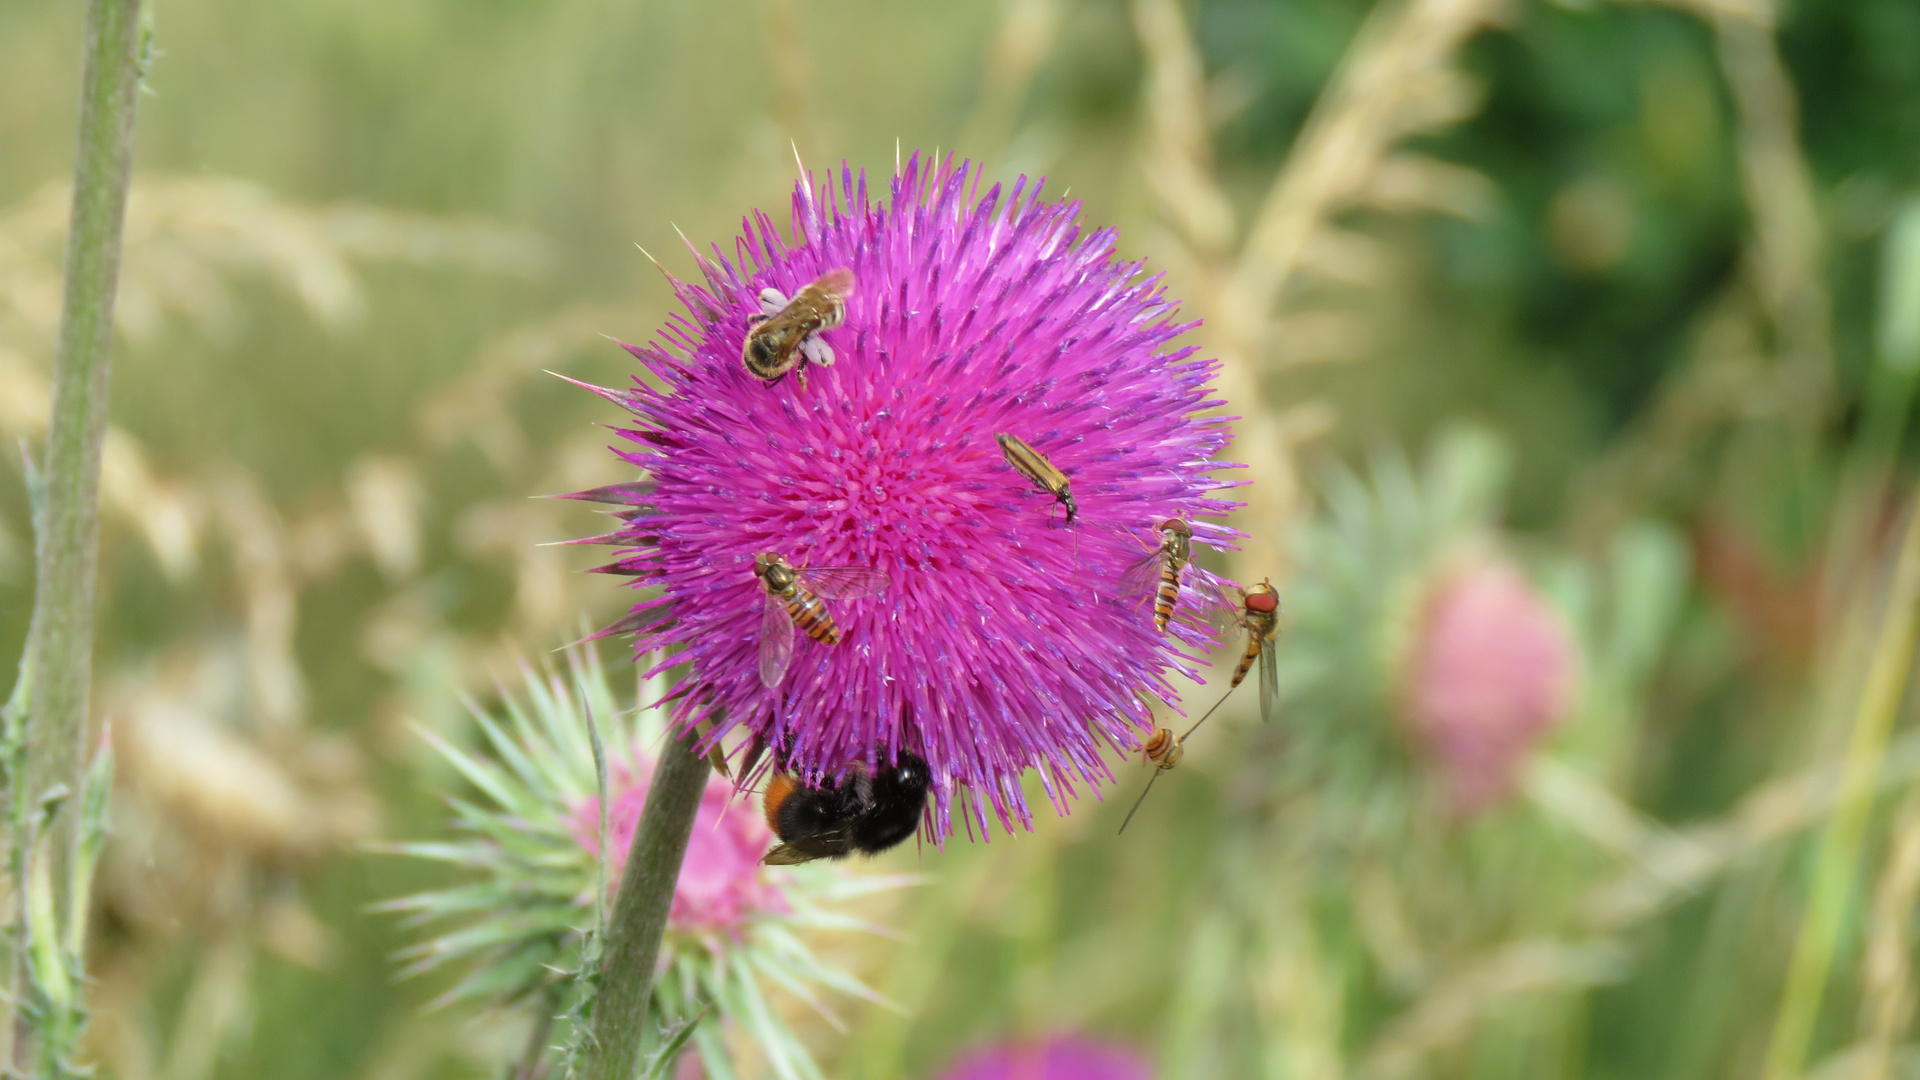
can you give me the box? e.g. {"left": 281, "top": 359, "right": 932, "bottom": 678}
{"left": 742, "top": 268, "right": 854, "bottom": 388}
{"left": 752, "top": 552, "right": 890, "bottom": 688}
{"left": 1192, "top": 578, "right": 1283, "bottom": 727}
{"left": 994, "top": 432, "right": 1077, "bottom": 525}
{"left": 1119, "top": 518, "right": 1196, "bottom": 633}
{"left": 761, "top": 753, "right": 932, "bottom": 864}
{"left": 1117, "top": 724, "right": 1187, "bottom": 834}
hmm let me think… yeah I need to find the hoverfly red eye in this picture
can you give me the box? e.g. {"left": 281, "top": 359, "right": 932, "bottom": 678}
{"left": 1245, "top": 592, "right": 1279, "bottom": 614}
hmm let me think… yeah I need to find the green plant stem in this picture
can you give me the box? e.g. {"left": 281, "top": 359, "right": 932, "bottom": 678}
{"left": 576, "top": 731, "right": 709, "bottom": 1080}
{"left": 1762, "top": 489, "right": 1920, "bottom": 1080}
{"left": 11, "top": 0, "right": 145, "bottom": 1065}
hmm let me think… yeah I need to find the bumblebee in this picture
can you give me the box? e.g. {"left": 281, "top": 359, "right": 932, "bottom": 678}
{"left": 761, "top": 753, "right": 932, "bottom": 865}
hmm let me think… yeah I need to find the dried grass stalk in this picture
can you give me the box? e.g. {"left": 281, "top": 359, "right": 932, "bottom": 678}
{"left": 1855, "top": 792, "right": 1920, "bottom": 1080}
{"left": 1716, "top": 15, "right": 1833, "bottom": 430}
{"left": 1132, "top": 0, "right": 1504, "bottom": 569}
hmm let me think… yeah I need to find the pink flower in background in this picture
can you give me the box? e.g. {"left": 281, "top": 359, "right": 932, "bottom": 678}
{"left": 571, "top": 754, "right": 787, "bottom": 936}
{"left": 936, "top": 1036, "right": 1153, "bottom": 1080}
{"left": 569, "top": 153, "right": 1239, "bottom": 838}
{"left": 1399, "top": 559, "right": 1574, "bottom": 815}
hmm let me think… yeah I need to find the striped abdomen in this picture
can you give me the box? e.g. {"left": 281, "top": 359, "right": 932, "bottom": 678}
{"left": 1230, "top": 613, "right": 1279, "bottom": 687}
{"left": 1143, "top": 726, "right": 1184, "bottom": 770}
{"left": 782, "top": 585, "right": 841, "bottom": 645}
{"left": 1152, "top": 562, "right": 1181, "bottom": 633}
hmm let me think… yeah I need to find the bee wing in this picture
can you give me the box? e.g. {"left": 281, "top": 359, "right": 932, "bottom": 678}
{"left": 758, "top": 287, "right": 791, "bottom": 316}
{"left": 759, "top": 593, "right": 795, "bottom": 688}
{"left": 1257, "top": 635, "right": 1279, "bottom": 724}
{"left": 798, "top": 334, "right": 836, "bottom": 368}
{"left": 1117, "top": 548, "right": 1163, "bottom": 605}
{"left": 799, "top": 566, "right": 891, "bottom": 600}
{"left": 761, "top": 843, "right": 817, "bottom": 866}
{"left": 811, "top": 266, "right": 855, "bottom": 299}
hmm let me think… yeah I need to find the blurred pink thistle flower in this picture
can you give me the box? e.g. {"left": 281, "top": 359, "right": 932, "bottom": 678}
{"left": 936, "top": 1035, "right": 1152, "bottom": 1080}
{"left": 1399, "top": 559, "right": 1574, "bottom": 815}
{"left": 571, "top": 154, "right": 1239, "bottom": 837}
{"left": 381, "top": 648, "right": 909, "bottom": 1078}
{"left": 570, "top": 754, "right": 788, "bottom": 938}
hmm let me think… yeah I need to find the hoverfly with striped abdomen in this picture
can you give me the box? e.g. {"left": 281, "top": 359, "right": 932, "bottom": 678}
{"left": 1189, "top": 578, "right": 1282, "bottom": 729}
{"left": 1119, "top": 518, "right": 1197, "bottom": 634}
{"left": 752, "top": 552, "right": 890, "bottom": 688}
{"left": 1117, "top": 723, "right": 1188, "bottom": 834}
{"left": 742, "top": 268, "right": 854, "bottom": 389}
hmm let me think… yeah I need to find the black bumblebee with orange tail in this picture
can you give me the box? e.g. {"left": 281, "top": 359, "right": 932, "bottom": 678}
{"left": 760, "top": 752, "right": 932, "bottom": 865}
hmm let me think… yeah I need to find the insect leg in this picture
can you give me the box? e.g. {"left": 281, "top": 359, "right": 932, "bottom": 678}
{"left": 1118, "top": 769, "right": 1165, "bottom": 835}
{"left": 1181, "top": 682, "right": 1238, "bottom": 742}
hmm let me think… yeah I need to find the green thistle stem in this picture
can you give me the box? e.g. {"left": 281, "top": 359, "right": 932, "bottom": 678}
{"left": 9, "top": 0, "right": 145, "bottom": 1069}
{"left": 576, "top": 731, "right": 710, "bottom": 1080}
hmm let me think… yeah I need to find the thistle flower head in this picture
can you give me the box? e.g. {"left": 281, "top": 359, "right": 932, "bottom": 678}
{"left": 380, "top": 647, "right": 911, "bottom": 1079}
{"left": 935, "top": 1035, "right": 1153, "bottom": 1080}
{"left": 575, "top": 154, "right": 1238, "bottom": 837}
{"left": 1398, "top": 559, "right": 1574, "bottom": 815}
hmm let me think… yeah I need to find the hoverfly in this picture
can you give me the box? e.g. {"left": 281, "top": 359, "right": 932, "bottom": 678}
{"left": 1117, "top": 724, "right": 1187, "bottom": 834}
{"left": 1191, "top": 578, "right": 1283, "bottom": 727}
{"left": 994, "top": 432, "right": 1077, "bottom": 525}
{"left": 1119, "top": 518, "right": 1195, "bottom": 633}
{"left": 742, "top": 268, "right": 854, "bottom": 388}
{"left": 761, "top": 753, "right": 931, "bottom": 865}
{"left": 1116, "top": 579, "right": 1282, "bottom": 833}
{"left": 752, "top": 552, "right": 890, "bottom": 688}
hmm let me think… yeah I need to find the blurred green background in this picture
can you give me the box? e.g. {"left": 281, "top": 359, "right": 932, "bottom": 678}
{"left": 5, "top": 0, "right": 1920, "bottom": 1076}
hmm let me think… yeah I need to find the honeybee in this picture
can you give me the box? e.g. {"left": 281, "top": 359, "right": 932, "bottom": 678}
{"left": 1117, "top": 724, "right": 1187, "bottom": 834}
{"left": 1191, "top": 578, "right": 1283, "bottom": 727}
{"left": 761, "top": 752, "right": 932, "bottom": 864}
{"left": 995, "top": 432, "right": 1077, "bottom": 525}
{"left": 753, "top": 552, "right": 890, "bottom": 688}
{"left": 1119, "top": 518, "right": 1195, "bottom": 633}
{"left": 742, "top": 268, "right": 854, "bottom": 388}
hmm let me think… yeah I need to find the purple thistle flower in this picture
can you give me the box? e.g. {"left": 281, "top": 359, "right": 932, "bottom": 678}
{"left": 569, "top": 154, "right": 1239, "bottom": 839}
{"left": 934, "top": 1035, "right": 1153, "bottom": 1080}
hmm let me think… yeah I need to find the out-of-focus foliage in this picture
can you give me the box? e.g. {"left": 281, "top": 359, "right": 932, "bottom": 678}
{"left": 5, "top": 0, "right": 1920, "bottom": 1076}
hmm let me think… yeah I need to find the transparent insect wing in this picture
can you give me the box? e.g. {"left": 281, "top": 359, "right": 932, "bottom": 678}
{"left": 761, "top": 843, "right": 813, "bottom": 866}
{"left": 1118, "top": 547, "right": 1163, "bottom": 605}
{"left": 797, "top": 334, "right": 836, "bottom": 368}
{"left": 813, "top": 266, "right": 855, "bottom": 299}
{"left": 758, "top": 592, "right": 796, "bottom": 688}
{"left": 797, "top": 566, "right": 891, "bottom": 601}
{"left": 1199, "top": 574, "right": 1247, "bottom": 635}
{"left": 1257, "top": 636, "right": 1279, "bottom": 724}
